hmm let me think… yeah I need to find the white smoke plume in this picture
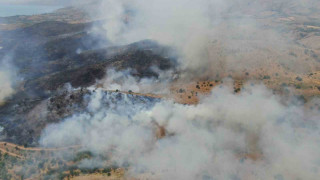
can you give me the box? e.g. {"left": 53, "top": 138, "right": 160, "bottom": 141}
{"left": 89, "top": 0, "right": 320, "bottom": 77}
{"left": 97, "top": 68, "right": 175, "bottom": 94}
{"left": 40, "top": 84, "right": 320, "bottom": 179}
{"left": 94, "top": 0, "right": 228, "bottom": 74}
{"left": 19, "top": 0, "right": 319, "bottom": 179}
{"left": 0, "top": 58, "right": 17, "bottom": 104}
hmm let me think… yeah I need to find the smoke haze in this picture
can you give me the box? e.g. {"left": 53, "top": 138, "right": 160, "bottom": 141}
{"left": 0, "top": 0, "right": 318, "bottom": 179}
{"left": 90, "top": 0, "right": 314, "bottom": 77}
{"left": 40, "top": 84, "right": 320, "bottom": 179}
{"left": 35, "top": 0, "right": 320, "bottom": 179}
{"left": 97, "top": 68, "right": 175, "bottom": 94}
{"left": 0, "top": 58, "right": 17, "bottom": 104}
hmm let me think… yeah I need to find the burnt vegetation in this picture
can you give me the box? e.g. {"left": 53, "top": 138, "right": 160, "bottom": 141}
{"left": 0, "top": 17, "right": 175, "bottom": 146}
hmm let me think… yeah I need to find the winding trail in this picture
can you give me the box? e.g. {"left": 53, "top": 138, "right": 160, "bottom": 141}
{"left": 0, "top": 142, "right": 81, "bottom": 151}
{"left": 0, "top": 142, "right": 81, "bottom": 159}
{"left": 0, "top": 148, "right": 24, "bottom": 159}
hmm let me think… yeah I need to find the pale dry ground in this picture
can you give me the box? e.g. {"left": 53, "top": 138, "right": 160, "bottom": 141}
{"left": 0, "top": 142, "right": 81, "bottom": 151}
{"left": 169, "top": 72, "right": 320, "bottom": 105}
{"left": 0, "top": 141, "right": 81, "bottom": 160}
{"left": 0, "top": 148, "right": 24, "bottom": 159}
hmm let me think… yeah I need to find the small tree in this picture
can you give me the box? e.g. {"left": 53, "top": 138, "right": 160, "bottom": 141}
{"left": 263, "top": 75, "right": 271, "bottom": 80}
{"left": 234, "top": 88, "right": 241, "bottom": 93}
{"left": 296, "top": 85, "right": 302, "bottom": 89}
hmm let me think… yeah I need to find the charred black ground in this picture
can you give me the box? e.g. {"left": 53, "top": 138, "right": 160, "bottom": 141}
{"left": 0, "top": 9, "right": 175, "bottom": 146}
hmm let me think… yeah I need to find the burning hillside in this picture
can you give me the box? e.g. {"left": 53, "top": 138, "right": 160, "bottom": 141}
{"left": 0, "top": 0, "right": 320, "bottom": 180}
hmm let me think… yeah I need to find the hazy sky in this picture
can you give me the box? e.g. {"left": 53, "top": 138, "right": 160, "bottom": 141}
{"left": 0, "top": 3, "right": 62, "bottom": 17}
{"left": 0, "top": 0, "right": 70, "bottom": 17}
{"left": 0, "top": 0, "right": 95, "bottom": 6}
{"left": 0, "top": 0, "right": 96, "bottom": 16}
{"left": 0, "top": 0, "right": 70, "bottom": 5}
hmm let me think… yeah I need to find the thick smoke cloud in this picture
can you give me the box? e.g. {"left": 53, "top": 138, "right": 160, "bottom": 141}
{"left": 40, "top": 84, "right": 320, "bottom": 179}
{"left": 91, "top": 0, "right": 313, "bottom": 77}
{"left": 94, "top": 0, "right": 227, "bottom": 75}
{"left": 4, "top": 0, "right": 319, "bottom": 75}
{"left": 17, "top": 0, "right": 319, "bottom": 179}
